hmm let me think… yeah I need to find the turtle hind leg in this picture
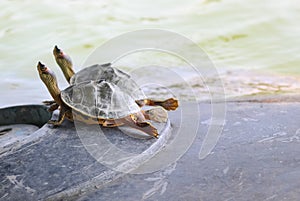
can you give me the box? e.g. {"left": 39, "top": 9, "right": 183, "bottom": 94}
{"left": 136, "top": 122, "right": 159, "bottom": 139}
{"left": 101, "top": 117, "right": 158, "bottom": 138}
{"left": 102, "top": 119, "right": 123, "bottom": 127}
{"left": 142, "top": 107, "right": 168, "bottom": 123}
{"left": 135, "top": 99, "right": 146, "bottom": 107}
{"left": 123, "top": 114, "right": 159, "bottom": 138}
{"left": 153, "top": 98, "right": 178, "bottom": 110}
{"left": 136, "top": 98, "right": 179, "bottom": 111}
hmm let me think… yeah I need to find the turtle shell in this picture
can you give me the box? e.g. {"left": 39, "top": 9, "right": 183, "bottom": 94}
{"left": 70, "top": 63, "right": 146, "bottom": 100}
{"left": 61, "top": 80, "right": 141, "bottom": 119}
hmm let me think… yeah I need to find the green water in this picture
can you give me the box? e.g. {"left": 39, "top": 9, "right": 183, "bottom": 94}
{"left": 0, "top": 0, "right": 300, "bottom": 106}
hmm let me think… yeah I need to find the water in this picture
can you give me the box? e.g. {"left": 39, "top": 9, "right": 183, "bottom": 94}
{"left": 1, "top": 0, "right": 300, "bottom": 106}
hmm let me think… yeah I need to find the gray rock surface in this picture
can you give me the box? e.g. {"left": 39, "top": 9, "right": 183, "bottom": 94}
{"left": 0, "top": 111, "right": 171, "bottom": 201}
{"left": 1, "top": 101, "right": 300, "bottom": 201}
{"left": 0, "top": 124, "right": 39, "bottom": 155}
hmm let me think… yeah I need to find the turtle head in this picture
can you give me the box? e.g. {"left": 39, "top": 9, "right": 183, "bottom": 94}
{"left": 53, "top": 45, "right": 65, "bottom": 59}
{"left": 53, "top": 45, "right": 74, "bottom": 83}
{"left": 37, "top": 61, "right": 56, "bottom": 84}
{"left": 37, "top": 62, "right": 62, "bottom": 105}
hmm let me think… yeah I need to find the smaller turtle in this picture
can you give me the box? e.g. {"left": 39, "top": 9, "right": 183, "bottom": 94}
{"left": 53, "top": 46, "right": 178, "bottom": 112}
{"left": 37, "top": 62, "right": 161, "bottom": 138}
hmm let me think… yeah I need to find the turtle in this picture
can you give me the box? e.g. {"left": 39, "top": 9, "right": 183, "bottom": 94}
{"left": 37, "top": 62, "right": 160, "bottom": 138}
{"left": 52, "top": 46, "right": 178, "bottom": 112}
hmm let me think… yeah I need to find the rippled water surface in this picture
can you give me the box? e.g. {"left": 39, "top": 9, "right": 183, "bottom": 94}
{"left": 0, "top": 0, "right": 300, "bottom": 106}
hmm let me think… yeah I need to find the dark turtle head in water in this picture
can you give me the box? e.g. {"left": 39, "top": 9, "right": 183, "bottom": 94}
{"left": 53, "top": 45, "right": 74, "bottom": 83}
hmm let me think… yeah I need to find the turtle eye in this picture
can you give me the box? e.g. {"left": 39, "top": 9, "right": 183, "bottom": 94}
{"left": 38, "top": 62, "right": 47, "bottom": 71}
{"left": 41, "top": 65, "right": 47, "bottom": 71}
{"left": 57, "top": 51, "right": 65, "bottom": 58}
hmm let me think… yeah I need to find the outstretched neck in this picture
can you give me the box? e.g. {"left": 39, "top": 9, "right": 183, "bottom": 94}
{"left": 55, "top": 55, "right": 74, "bottom": 83}
{"left": 46, "top": 82, "right": 63, "bottom": 106}
{"left": 38, "top": 62, "right": 64, "bottom": 106}
{"left": 62, "top": 66, "right": 74, "bottom": 83}
{"left": 40, "top": 71, "right": 63, "bottom": 106}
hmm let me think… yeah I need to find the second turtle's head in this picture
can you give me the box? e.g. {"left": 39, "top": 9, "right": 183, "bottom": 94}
{"left": 37, "top": 62, "right": 62, "bottom": 105}
{"left": 37, "top": 61, "right": 57, "bottom": 86}
{"left": 53, "top": 45, "right": 74, "bottom": 83}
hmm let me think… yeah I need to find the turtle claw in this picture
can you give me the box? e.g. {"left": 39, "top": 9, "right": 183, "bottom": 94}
{"left": 43, "top": 100, "right": 56, "bottom": 106}
{"left": 48, "top": 110, "right": 66, "bottom": 126}
{"left": 160, "top": 98, "right": 179, "bottom": 111}
{"left": 153, "top": 130, "right": 159, "bottom": 139}
{"left": 48, "top": 120, "right": 61, "bottom": 126}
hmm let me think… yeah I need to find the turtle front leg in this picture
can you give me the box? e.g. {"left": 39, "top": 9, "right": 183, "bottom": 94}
{"left": 43, "top": 100, "right": 59, "bottom": 112}
{"left": 48, "top": 103, "right": 59, "bottom": 112}
{"left": 48, "top": 107, "right": 67, "bottom": 126}
{"left": 122, "top": 114, "right": 159, "bottom": 138}
{"left": 136, "top": 98, "right": 178, "bottom": 111}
